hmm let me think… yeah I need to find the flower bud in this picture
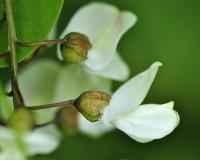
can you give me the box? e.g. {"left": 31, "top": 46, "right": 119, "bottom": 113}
{"left": 60, "top": 32, "right": 92, "bottom": 63}
{"left": 55, "top": 106, "right": 78, "bottom": 134}
{"left": 74, "top": 91, "right": 111, "bottom": 122}
{"left": 8, "top": 108, "right": 35, "bottom": 133}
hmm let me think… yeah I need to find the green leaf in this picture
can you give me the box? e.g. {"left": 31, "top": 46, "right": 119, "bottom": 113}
{"left": 0, "top": 83, "right": 13, "bottom": 120}
{"left": 0, "top": 0, "right": 64, "bottom": 68}
{"left": 0, "top": 0, "right": 4, "bottom": 20}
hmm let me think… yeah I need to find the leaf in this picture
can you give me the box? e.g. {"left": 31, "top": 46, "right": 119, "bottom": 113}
{"left": 0, "top": 0, "right": 64, "bottom": 68}
{"left": 0, "top": 83, "right": 13, "bottom": 120}
{"left": 0, "top": 0, "right": 4, "bottom": 20}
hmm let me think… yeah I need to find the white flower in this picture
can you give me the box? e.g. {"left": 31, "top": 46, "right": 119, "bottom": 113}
{"left": 58, "top": 2, "right": 137, "bottom": 81}
{"left": 53, "top": 63, "right": 114, "bottom": 137}
{"left": 78, "top": 114, "right": 114, "bottom": 138}
{"left": 0, "top": 126, "right": 59, "bottom": 160}
{"left": 16, "top": 59, "right": 113, "bottom": 137}
{"left": 101, "top": 62, "right": 180, "bottom": 143}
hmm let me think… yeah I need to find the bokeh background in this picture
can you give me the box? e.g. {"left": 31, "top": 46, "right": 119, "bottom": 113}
{"left": 2, "top": 0, "right": 200, "bottom": 159}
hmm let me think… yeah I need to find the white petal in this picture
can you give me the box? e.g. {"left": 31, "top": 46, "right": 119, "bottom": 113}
{"left": 58, "top": 2, "right": 137, "bottom": 70}
{"left": 102, "top": 62, "right": 162, "bottom": 123}
{"left": 0, "top": 126, "right": 14, "bottom": 147}
{"left": 24, "top": 126, "right": 60, "bottom": 155}
{"left": 19, "top": 59, "right": 60, "bottom": 105}
{"left": 54, "top": 64, "right": 112, "bottom": 102}
{"left": 78, "top": 114, "right": 114, "bottom": 138}
{"left": 84, "top": 53, "right": 130, "bottom": 81}
{"left": 128, "top": 135, "right": 153, "bottom": 143}
{"left": 18, "top": 59, "right": 60, "bottom": 123}
{"left": 0, "top": 127, "right": 27, "bottom": 159}
{"left": 0, "top": 149, "right": 26, "bottom": 160}
{"left": 113, "top": 102, "right": 180, "bottom": 143}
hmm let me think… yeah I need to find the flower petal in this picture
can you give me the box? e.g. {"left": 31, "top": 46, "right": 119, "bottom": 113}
{"left": 18, "top": 59, "right": 60, "bottom": 123}
{"left": 19, "top": 59, "right": 60, "bottom": 105}
{"left": 84, "top": 53, "right": 130, "bottom": 81}
{"left": 24, "top": 126, "right": 60, "bottom": 155}
{"left": 102, "top": 62, "right": 162, "bottom": 123}
{"left": 113, "top": 102, "right": 180, "bottom": 143}
{"left": 0, "top": 126, "right": 14, "bottom": 147}
{"left": 58, "top": 2, "right": 137, "bottom": 70}
{"left": 0, "top": 149, "right": 26, "bottom": 160}
{"left": 54, "top": 64, "right": 112, "bottom": 101}
{"left": 78, "top": 114, "right": 114, "bottom": 137}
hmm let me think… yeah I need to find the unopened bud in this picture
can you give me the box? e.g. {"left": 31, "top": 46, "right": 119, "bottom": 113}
{"left": 8, "top": 108, "right": 35, "bottom": 133}
{"left": 74, "top": 91, "right": 111, "bottom": 122}
{"left": 60, "top": 32, "right": 92, "bottom": 63}
{"left": 55, "top": 106, "right": 78, "bottom": 134}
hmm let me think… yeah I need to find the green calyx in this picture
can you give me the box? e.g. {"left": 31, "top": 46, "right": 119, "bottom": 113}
{"left": 74, "top": 91, "right": 111, "bottom": 122}
{"left": 55, "top": 106, "right": 78, "bottom": 134}
{"left": 60, "top": 32, "right": 92, "bottom": 63}
{"left": 8, "top": 108, "right": 35, "bottom": 133}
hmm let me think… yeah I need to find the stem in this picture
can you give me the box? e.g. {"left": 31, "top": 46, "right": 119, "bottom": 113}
{"left": 4, "top": 0, "right": 24, "bottom": 107}
{"left": 34, "top": 120, "right": 54, "bottom": 129}
{"left": 16, "top": 39, "right": 65, "bottom": 47}
{"left": 4, "top": 0, "right": 17, "bottom": 76}
{"left": 19, "top": 47, "right": 43, "bottom": 69}
{"left": 27, "top": 100, "right": 75, "bottom": 110}
{"left": 5, "top": 90, "right": 13, "bottom": 96}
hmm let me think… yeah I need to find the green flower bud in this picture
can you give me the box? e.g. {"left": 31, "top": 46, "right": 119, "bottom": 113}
{"left": 55, "top": 106, "right": 78, "bottom": 134}
{"left": 8, "top": 108, "right": 35, "bottom": 133}
{"left": 60, "top": 32, "right": 92, "bottom": 63}
{"left": 74, "top": 91, "right": 111, "bottom": 122}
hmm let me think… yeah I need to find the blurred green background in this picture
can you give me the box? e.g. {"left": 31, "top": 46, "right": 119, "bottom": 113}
{"left": 2, "top": 0, "right": 200, "bottom": 159}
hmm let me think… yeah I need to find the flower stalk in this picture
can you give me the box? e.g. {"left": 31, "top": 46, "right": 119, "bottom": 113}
{"left": 26, "top": 100, "right": 75, "bottom": 110}
{"left": 16, "top": 39, "right": 65, "bottom": 47}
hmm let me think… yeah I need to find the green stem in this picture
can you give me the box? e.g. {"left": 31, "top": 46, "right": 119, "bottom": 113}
{"left": 26, "top": 100, "right": 75, "bottom": 110}
{"left": 19, "top": 47, "right": 43, "bottom": 69}
{"left": 4, "top": 0, "right": 24, "bottom": 107}
{"left": 16, "top": 39, "right": 65, "bottom": 47}
{"left": 34, "top": 120, "right": 54, "bottom": 129}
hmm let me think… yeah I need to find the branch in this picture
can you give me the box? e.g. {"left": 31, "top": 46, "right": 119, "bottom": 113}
{"left": 4, "top": 0, "right": 24, "bottom": 107}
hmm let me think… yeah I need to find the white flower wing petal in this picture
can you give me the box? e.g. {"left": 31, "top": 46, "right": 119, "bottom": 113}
{"left": 54, "top": 65, "right": 112, "bottom": 102}
{"left": 84, "top": 53, "right": 130, "bottom": 81}
{"left": 102, "top": 62, "right": 162, "bottom": 123}
{"left": 113, "top": 102, "right": 180, "bottom": 142}
{"left": 18, "top": 59, "right": 60, "bottom": 123}
{"left": 58, "top": 2, "right": 137, "bottom": 70}
{"left": 19, "top": 59, "right": 60, "bottom": 106}
{"left": 0, "top": 149, "right": 26, "bottom": 160}
{"left": 24, "top": 126, "right": 60, "bottom": 155}
{"left": 78, "top": 114, "right": 114, "bottom": 137}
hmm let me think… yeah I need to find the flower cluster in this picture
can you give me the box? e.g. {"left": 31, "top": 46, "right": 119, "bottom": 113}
{"left": 0, "top": 2, "right": 180, "bottom": 160}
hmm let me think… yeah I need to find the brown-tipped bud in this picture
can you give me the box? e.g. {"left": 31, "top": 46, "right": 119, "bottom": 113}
{"left": 8, "top": 108, "right": 35, "bottom": 133}
{"left": 55, "top": 106, "right": 78, "bottom": 134}
{"left": 60, "top": 32, "right": 92, "bottom": 63}
{"left": 74, "top": 91, "right": 111, "bottom": 122}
